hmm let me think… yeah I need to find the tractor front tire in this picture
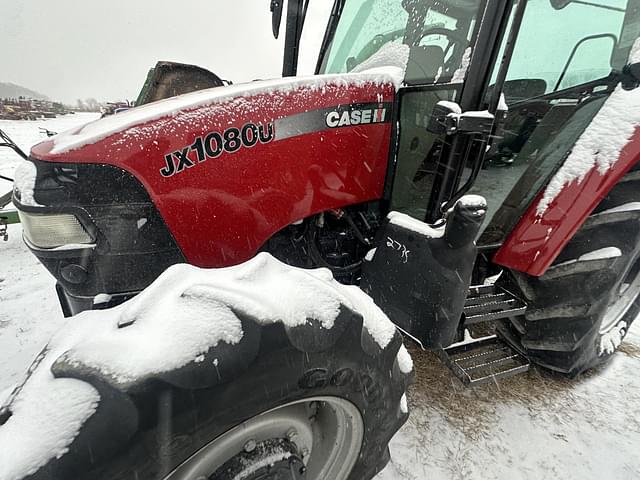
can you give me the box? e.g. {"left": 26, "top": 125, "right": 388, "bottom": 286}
{"left": 36, "top": 305, "right": 411, "bottom": 480}
{"left": 501, "top": 167, "right": 640, "bottom": 375}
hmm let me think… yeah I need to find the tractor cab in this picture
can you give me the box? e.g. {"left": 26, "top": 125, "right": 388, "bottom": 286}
{"left": 303, "top": 0, "right": 637, "bottom": 239}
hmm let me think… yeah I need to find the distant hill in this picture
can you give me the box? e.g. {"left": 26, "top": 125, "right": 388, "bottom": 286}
{"left": 0, "top": 82, "right": 48, "bottom": 100}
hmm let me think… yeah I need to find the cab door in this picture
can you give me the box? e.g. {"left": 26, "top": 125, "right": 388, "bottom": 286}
{"left": 388, "top": 0, "right": 515, "bottom": 222}
{"left": 316, "top": 0, "right": 507, "bottom": 224}
{"left": 469, "top": 0, "right": 638, "bottom": 250}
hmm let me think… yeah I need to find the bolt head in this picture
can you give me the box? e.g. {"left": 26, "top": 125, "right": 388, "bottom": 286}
{"left": 243, "top": 439, "right": 257, "bottom": 453}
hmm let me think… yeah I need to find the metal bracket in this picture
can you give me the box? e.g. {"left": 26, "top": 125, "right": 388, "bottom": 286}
{"left": 427, "top": 100, "right": 495, "bottom": 136}
{"left": 0, "top": 208, "right": 19, "bottom": 241}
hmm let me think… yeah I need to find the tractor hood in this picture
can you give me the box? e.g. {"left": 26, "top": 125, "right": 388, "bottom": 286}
{"left": 29, "top": 71, "right": 399, "bottom": 267}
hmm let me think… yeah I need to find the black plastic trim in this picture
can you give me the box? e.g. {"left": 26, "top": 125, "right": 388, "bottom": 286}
{"left": 13, "top": 160, "right": 186, "bottom": 312}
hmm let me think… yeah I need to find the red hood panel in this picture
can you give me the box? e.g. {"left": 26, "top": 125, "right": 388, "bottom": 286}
{"left": 31, "top": 74, "right": 396, "bottom": 266}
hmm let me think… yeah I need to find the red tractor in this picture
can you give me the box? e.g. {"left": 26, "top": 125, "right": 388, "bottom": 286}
{"left": 1, "top": 0, "right": 639, "bottom": 478}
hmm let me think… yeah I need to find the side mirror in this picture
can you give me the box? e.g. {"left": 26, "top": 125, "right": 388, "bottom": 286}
{"left": 427, "top": 101, "right": 495, "bottom": 136}
{"left": 271, "top": 0, "right": 284, "bottom": 39}
{"left": 427, "top": 101, "right": 462, "bottom": 135}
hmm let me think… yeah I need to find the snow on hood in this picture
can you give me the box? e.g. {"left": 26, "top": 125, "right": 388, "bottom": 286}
{"left": 0, "top": 253, "right": 399, "bottom": 479}
{"left": 50, "top": 71, "right": 400, "bottom": 155}
{"left": 536, "top": 40, "right": 640, "bottom": 216}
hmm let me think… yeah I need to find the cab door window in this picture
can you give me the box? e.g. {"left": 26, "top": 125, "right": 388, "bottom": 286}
{"left": 502, "top": 0, "right": 628, "bottom": 94}
{"left": 466, "top": 0, "right": 635, "bottom": 244}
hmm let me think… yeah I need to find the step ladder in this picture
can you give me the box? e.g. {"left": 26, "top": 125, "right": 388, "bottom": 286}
{"left": 438, "top": 284, "right": 530, "bottom": 386}
{"left": 438, "top": 334, "right": 530, "bottom": 386}
{"left": 463, "top": 284, "right": 527, "bottom": 324}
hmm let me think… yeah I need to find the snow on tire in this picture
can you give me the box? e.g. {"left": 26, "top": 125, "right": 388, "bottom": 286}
{"left": 500, "top": 166, "right": 640, "bottom": 375}
{"left": 0, "top": 253, "right": 412, "bottom": 480}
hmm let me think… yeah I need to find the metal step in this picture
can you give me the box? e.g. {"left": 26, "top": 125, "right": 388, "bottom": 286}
{"left": 438, "top": 335, "right": 530, "bottom": 386}
{"left": 463, "top": 284, "right": 527, "bottom": 325}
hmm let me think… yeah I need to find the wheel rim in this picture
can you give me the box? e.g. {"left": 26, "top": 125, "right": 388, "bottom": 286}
{"left": 164, "top": 396, "right": 364, "bottom": 480}
{"left": 600, "top": 256, "right": 640, "bottom": 334}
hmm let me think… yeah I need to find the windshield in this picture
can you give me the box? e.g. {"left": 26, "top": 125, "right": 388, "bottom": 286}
{"left": 320, "top": 0, "right": 485, "bottom": 83}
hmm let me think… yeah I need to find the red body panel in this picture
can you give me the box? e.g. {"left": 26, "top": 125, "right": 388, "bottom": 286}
{"left": 494, "top": 127, "right": 640, "bottom": 276}
{"left": 31, "top": 77, "right": 395, "bottom": 267}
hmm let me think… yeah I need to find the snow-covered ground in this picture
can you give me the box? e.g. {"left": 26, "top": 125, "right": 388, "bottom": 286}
{"left": 1, "top": 116, "right": 640, "bottom": 479}
{"left": 379, "top": 333, "right": 640, "bottom": 479}
{"left": 0, "top": 114, "right": 99, "bottom": 399}
{"left": 1, "top": 115, "right": 101, "bottom": 400}
{"left": 0, "top": 113, "right": 100, "bottom": 181}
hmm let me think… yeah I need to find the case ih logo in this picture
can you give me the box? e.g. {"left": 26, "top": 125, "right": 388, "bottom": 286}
{"left": 160, "top": 122, "right": 274, "bottom": 178}
{"left": 325, "top": 106, "right": 388, "bottom": 128}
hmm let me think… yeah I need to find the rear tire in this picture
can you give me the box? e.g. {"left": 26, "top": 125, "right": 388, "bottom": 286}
{"left": 500, "top": 166, "right": 640, "bottom": 375}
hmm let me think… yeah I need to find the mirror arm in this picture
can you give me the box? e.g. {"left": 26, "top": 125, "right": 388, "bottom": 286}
{"left": 441, "top": 136, "right": 488, "bottom": 214}
{"left": 271, "top": 0, "right": 283, "bottom": 39}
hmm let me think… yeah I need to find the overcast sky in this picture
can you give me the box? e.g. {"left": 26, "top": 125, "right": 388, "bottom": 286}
{"left": 0, "top": 0, "right": 332, "bottom": 104}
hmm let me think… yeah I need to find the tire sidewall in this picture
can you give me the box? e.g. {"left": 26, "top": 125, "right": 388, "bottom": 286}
{"left": 593, "top": 247, "right": 640, "bottom": 365}
{"left": 83, "top": 319, "right": 408, "bottom": 480}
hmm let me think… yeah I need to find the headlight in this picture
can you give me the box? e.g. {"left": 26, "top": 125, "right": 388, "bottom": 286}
{"left": 18, "top": 211, "right": 93, "bottom": 249}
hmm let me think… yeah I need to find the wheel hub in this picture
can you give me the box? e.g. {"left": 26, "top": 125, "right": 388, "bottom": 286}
{"left": 164, "top": 397, "right": 363, "bottom": 480}
{"left": 209, "top": 438, "right": 306, "bottom": 480}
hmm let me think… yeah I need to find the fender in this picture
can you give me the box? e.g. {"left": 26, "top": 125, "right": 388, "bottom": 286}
{"left": 494, "top": 126, "right": 640, "bottom": 276}
{"left": 30, "top": 73, "right": 396, "bottom": 267}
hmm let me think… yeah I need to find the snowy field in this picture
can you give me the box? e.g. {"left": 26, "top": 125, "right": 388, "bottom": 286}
{"left": 0, "top": 114, "right": 101, "bottom": 398}
{"left": 1, "top": 115, "right": 640, "bottom": 479}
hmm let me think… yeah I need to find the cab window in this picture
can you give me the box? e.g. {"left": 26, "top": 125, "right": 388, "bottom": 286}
{"left": 499, "top": 0, "right": 628, "bottom": 95}
{"left": 469, "top": 0, "right": 635, "bottom": 244}
{"left": 321, "top": 0, "right": 485, "bottom": 84}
